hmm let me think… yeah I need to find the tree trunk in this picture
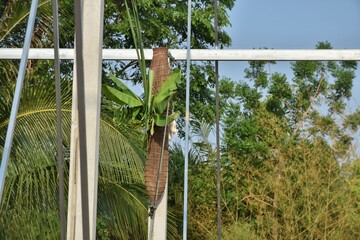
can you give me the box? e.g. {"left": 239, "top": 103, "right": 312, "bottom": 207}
{"left": 145, "top": 47, "right": 170, "bottom": 206}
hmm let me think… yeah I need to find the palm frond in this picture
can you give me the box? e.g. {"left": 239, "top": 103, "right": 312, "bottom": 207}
{"left": 0, "top": 0, "right": 53, "bottom": 47}
{"left": 0, "top": 206, "right": 61, "bottom": 239}
{"left": 0, "top": 63, "right": 146, "bottom": 238}
{"left": 99, "top": 118, "right": 145, "bottom": 184}
{"left": 97, "top": 178, "right": 148, "bottom": 239}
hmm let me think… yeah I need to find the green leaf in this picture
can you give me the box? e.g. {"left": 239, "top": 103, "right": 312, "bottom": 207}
{"left": 146, "top": 71, "right": 154, "bottom": 111}
{"left": 153, "top": 69, "right": 181, "bottom": 113}
{"left": 154, "top": 111, "right": 180, "bottom": 127}
{"left": 108, "top": 74, "right": 140, "bottom": 100}
{"left": 158, "top": 69, "right": 181, "bottom": 94}
{"left": 132, "top": 107, "right": 141, "bottom": 119}
{"left": 154, "top": 97, "right": 171, "bottom": 114}
{"left": 97, "top": 181, "right": 147, "bottom": 239}
{"left": 102, "top": 85, "right": 143, "bottom": 107}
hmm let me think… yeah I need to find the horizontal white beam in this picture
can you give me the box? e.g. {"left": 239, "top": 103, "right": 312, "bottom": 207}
{"left": 1, "top": 48, "right": 360, "bottom": 61}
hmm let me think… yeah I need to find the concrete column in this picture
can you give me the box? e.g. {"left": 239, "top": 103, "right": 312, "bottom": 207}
{"left": 66, "top": 0, "right": 104, "bottom": 239}
{"left": 148, "top": 180, "right": 168, "bottom": 240}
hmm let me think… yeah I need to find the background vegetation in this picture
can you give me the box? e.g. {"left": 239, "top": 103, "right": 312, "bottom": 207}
{"left": 1, "top": 0, "right": 360, "bottom": 239}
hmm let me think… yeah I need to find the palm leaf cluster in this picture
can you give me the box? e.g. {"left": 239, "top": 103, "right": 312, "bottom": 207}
{"left": 0, "top": 55, "right": 149, "bottom": 238}
{"left": 0, "top": 0, "right": 53, "bottom": 47}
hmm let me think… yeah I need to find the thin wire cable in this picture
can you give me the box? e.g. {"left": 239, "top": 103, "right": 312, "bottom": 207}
{"left": 183, "top": 0, "right": 192, "bottom": 239}
{"left": 0, "top": 0, "right": 39, "bottom": 202}
{"left": 214, "top": 0, "right": 222, "bottom": 239}
{"left": 51, "top": 0, "right": 66, "bottom": 239}
{"left": 74, "top": 0, "right": 90, "bottom": 239}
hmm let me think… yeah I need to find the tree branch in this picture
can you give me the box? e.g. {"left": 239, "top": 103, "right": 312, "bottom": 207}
{"left": 293, "top": 76, "right": 324, "bottom": 136}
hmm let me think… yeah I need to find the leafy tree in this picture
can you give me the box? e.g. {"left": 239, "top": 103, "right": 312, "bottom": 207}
{"left": 218, "top": 42, "right": 360, "bottom": 239}
{"left": 167, "top": 42, "right": 360, "bottom": 239}
{"left": 343, "top": 158, "right": 360, "bottom": 238}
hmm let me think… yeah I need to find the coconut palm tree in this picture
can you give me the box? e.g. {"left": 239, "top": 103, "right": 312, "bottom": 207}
{"left": 0, "top": 62, "right": 147, "bottom": 239}
{"left": 0, "top": 61, "right": 149, "bottom": 238}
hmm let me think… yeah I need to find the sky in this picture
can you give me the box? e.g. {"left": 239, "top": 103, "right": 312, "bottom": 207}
{"left": 220, "top": 0, "right": 360, "bottom": 108}
{"left": 225, "top": 0, "right": 360, "bottom": 50}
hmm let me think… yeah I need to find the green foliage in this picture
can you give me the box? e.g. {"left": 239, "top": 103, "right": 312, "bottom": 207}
{"left": 153, "top": 69, "right": 181, "bottom": 112}
{"left": 343, "top": 158, "right": 360, "bottom": 238}
{"left": 104, "top": 0, "right": 183, "bottom": 138}
{"left": 3, "top": 0, "right": 359, "bottom": 239}
{"left": 0, "top": 59, "right": 148, "bottom": 238}
{"left": 0, "top": 208, "right": 61, "bottom": 239}
{"left": 244, "top": 60, "right": 275, "bottom": 89}
{"left": 0, "top": 0, "right": 51, "bottom": 47}
{"left": 103, "top": 69, "right": 181, "bottom": 136}
{"left": 167, "top": 42, "right": 360, "bottom": 239}
{"left": 168, "top": 118, "right": 221, "bottom": 239}
{"left": 218, "top": 42, "right": 360, "bottom": 239}
{"left": 223, "top": 222, "right": 262, "bottom": 240}
{"left": 175, "top": 63, "right": 234, "bottom": 138}
{"left": 104, "top": 0, "right": 233, "bottom": 50}
{"left": 103, "top": 74, "right": 143, "bottom": 107}
{"left": 103, "top": 0, "right": 235, "bottom": 137}
{"left": 344, "top": 109, "right": 360, "bottom": 131}
{"left": 179, "top": 106, "right": 359, "bottom": 239}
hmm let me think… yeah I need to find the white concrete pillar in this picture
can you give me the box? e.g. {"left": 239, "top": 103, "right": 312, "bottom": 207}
{"left": 66, "top": 0, "right": 104, "bottom": 239}
{"left": 148, "top": 180, "right": 168, "bottom": 240}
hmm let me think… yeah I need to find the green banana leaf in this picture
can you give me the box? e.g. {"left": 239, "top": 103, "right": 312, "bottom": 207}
{"left": 108, "top": 74, "right": 141, "bottom": 100}
{"left": 102, "top": 85, "right": 143, "bottom": 107}
{"left": 153, "top": 69, "right": 181, "bottom": 113}
{"left": 156, "top": 69, "right": 181, "bottom": 96}
{"left": 154, "top": 111, "right": 181, "bottom": 127}
{"left": 146, "top": 70, "right": 154, "bottom": 112}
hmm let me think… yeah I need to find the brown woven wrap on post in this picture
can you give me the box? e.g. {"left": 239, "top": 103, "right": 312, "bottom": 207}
{"left": 145, "top": 47, "right": 170, "bottom": 206}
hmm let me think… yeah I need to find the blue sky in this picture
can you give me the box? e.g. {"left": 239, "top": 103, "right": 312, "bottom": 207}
{"left": 225, "top": 0, "right": 360, "bottom": 49}
{"left": 221, "top": 0, "right": 360, "bottom": 110}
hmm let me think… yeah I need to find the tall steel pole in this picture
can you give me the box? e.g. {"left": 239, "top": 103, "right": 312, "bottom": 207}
{"left": 0, "top": 0, "right": 39, "bottom": 202}
{"left": 183, "top": 0, "right": 192, "bottom": 239}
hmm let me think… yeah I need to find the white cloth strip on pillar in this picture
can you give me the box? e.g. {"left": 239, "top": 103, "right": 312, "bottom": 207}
{"left": 0, "top": 0, "right": 39, "bottom": 202}
{"left": 1, "top": 49, "right": 360, "bottom": 61}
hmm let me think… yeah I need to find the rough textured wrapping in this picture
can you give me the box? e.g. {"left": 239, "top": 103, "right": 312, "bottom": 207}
{"left": 145, "top": 48, "right": 170, "bottom": 206}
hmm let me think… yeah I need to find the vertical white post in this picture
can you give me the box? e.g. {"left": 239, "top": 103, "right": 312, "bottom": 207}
{"left": 66, "top": 64, "right": 79, "bottom": 238}
{"left": 67, "top": 0, "right": 104, "bottom": 239}
{"left": 148, "top": 181, "right": 168, "bottom": 240}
